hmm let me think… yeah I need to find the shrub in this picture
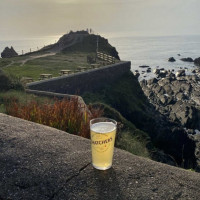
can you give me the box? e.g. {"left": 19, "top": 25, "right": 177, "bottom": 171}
{"left": 0, "top": 70, "right": 12, "bottom": 91}
{"left": 6, "top": 97, "right": 103, "bottom": 138}
{"left": 0, "top": 69, "right": 24, "bottom": 91}
{"left": 8, "top": 74, "right": 24, "bottom": 91}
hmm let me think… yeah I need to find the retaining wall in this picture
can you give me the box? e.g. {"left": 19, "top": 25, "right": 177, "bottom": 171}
{"left": 27, "top": 61, "right": 131, "bottom": 95}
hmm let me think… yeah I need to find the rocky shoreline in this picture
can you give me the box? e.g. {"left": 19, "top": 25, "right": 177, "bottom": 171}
{"left": 140, "top": 69, "right": 200, "bottom": 130}
{"left": 139, "top": 66, "right": 200, "bottom": 171}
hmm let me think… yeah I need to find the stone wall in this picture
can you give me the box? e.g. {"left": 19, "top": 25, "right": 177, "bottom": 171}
{"left": 27, "top": 61, "right": 131, "bottom": 95}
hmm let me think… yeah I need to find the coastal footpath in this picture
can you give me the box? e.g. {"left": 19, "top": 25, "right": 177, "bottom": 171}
{"left": 1, "top": 113, "right": 200, "bottom": 199}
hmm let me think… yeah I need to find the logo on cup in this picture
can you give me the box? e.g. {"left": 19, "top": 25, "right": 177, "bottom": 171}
{"left": 91, "top": 134, "right": 113, "bottom": 152}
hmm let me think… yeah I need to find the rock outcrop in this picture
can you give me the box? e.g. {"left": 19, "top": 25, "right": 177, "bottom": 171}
{"left": 168, "top": 57, "right": 176, "bottom": 62}
{"left": 176, "top": 69, "right": 185, "bottom": 77}
{"left": 194, "top": 57, "right": 200, "bottom": 66}
{"left": 181, "top": 57, "right": 194, "bottom": 62}
{"left": 41, "top": 31, "right": 120, "bottom": 59}
{"left": 141, "top": 71, "right": 200, "bottom": 129}
{"left": 1, "top": 46, "right": 18, "bottom": 58}
{"left": 139, "top": 65, "right": 149, "bottom": 68}
{"left": 140, "top": 71, "right": 200, "bottom": 171}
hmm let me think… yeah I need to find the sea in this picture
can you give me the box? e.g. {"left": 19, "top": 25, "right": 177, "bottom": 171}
{"left": 1, "top": 35, "right": 200, "bottom": 80}
{"left": 109, "top": 35, "right": 200, "bottom": 80}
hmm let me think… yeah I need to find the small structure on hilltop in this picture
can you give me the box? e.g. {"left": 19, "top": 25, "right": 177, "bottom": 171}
{"left": 1, "top": 46, "right": 18, "bottom": 58}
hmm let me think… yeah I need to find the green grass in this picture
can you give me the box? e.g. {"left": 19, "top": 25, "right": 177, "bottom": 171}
{"left": 83, "top": 71, "right": 154, "bottom": 131}
{"left": 0, "top": 90, "right": 51, "bottom": 114}
{"left": 1, "top": 52, "right": 95, "bottom": 81}
{"left": 116, "top": 131, "right": 150, "bottom": 158}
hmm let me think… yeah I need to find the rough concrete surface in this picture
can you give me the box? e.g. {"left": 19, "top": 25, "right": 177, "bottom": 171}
{"left": 0, "top": 113, "right": 200, "bottom": 200}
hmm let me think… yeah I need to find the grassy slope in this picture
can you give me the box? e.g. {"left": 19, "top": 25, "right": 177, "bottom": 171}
{"left": 84, "top": 72, "right": 157, "bottom": 158}
{"left": 83, "top": 71, "right": 155, "bottom": 131}
{"left": 1, "top": 52, "right": 94, "bottom": 80}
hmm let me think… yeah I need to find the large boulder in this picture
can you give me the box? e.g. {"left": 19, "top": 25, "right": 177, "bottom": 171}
{"left": 139, "top": 65, "right": 149, "bottom": 68}
{"left": 158, "top": 70, "right": 168, "bottom": 78}
{"left": 1, "top": 46, "right": 18, "bottom": 58}
{"left": 154, "top": 69, "right": 160, "bottom": 75}
{"left": 176, "top": 70, "right": 185, "bottom": 77}
{"left": 168, "top": 57, "right": 176, "bottom": 62}
{"left": 180, "top": 57, "right": 194, "bottom": 62}
{"left": 133, "top": 71, "right": 140, "bottom": 78}
{"left": 194, "top": 57, "right": 200, "bottom": 66}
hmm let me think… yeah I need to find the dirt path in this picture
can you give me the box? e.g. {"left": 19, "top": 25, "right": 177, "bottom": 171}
{"left": 20, "top": 53, "right": 56, "bottom": 66}
{"left": 5, "top": 60, "right": 14, "bottom": 67}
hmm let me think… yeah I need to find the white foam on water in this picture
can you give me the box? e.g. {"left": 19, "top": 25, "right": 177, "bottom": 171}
{"left": 91, "top": 122, "right": 116, "bottom": 134}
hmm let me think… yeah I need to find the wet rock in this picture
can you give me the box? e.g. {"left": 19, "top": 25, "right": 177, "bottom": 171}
{"left": 176, "top": 70, "right": 185, "bottom": 77}
{"left": 168, "top": 57, "right": 176, "bottom": 62}
{"left": 194, "top": 57, "right": 200, "bottom": 66}
{"left": 139, "top": 65, "right": 149, "bottom": 68}
{"left": 147, "top": 78, "right": 158, "bottom": 85}
{"left": 186, "top": 129, "right": 196, "bottom": 135}
{"left": 176, "top": 93, "right": 187, "bottom": 101}
{"left": 134, "top": 71, "right": 140, "bottom": 78}
{"left": 181, "top": 57, "right": 194, "bottom": 62}
{"left": 140, "top": 73, "right": 200, "bottom": 130}
{"left": 160, "top": 95, "right": 168, "bottom": 105}
{"left": 192, "top": 70, "right": 196, "bottom": 73}
{"left": 154, "top": 69, "right": 160, "bottom": 75}
{"left": 146, "top": 68, "right": 151, "bottom": 73}
{"left": 140, "top": 79, "right": 147, "bottom": 88}
{"left": 163, "top": 85, "right": 173, "bottom": 95}
{"left": 167, "top": 72, "right": 176, "bottom": 80}
{"left": 158, "top": 70, "right": 168, "bottom": 78}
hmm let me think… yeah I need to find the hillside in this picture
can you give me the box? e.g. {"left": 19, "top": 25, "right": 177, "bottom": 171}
{"left": 0, "top": 31, "right": 120, "bottom": 80}
{"left": 83, "top": 71, "right": 199, "bottom": 171}
{"left": 40, "top": 30, "right": 120, "bottom": 59}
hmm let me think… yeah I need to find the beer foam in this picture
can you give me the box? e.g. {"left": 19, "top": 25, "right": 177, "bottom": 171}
{"left": 91, "top": 122, "right": 116, "bottom": 134}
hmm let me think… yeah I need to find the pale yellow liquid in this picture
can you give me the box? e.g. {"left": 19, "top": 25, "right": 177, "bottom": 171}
{"left": 90, "top": 122, "right": 116, "bottom": 170}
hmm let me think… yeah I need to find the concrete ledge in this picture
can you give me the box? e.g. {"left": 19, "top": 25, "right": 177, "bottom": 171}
{"left": 0, "top": 113, "right": 200, "bottom": 200}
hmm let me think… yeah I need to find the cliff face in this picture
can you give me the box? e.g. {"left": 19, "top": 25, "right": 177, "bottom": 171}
{"left": 83, "top": 72, "right": 198, "bottom": 171}
{"left": 1, "top": 46, "right": 18, "bottom": 58}
{"left": 41, "top": 31, "right": 120, "bottom": 60}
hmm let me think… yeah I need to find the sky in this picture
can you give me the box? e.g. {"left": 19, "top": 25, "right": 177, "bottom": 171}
{"left": 0, "top": 0, "right": 200, "bottom": 40}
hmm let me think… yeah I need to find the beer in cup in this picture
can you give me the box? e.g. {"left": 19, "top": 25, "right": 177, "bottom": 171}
{"left": 90, "top": 118, "right": 117, "bottom": 170}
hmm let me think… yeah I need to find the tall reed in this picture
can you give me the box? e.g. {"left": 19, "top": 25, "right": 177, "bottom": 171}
{"left": 6, "top": 97, "right": 103, "bottom": 138}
